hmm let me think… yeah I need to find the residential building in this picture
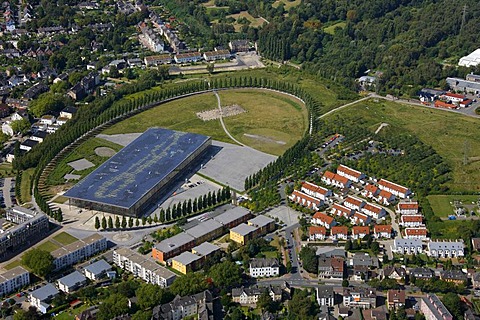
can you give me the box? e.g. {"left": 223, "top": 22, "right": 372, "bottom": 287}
{"left": 322, "top": 171, "right": 351, "bottom": 189}
{"left": 378, "top": 179, "right": 411, "bottom": 199}
{"left": 349, "top": 252, "right": 379, "bottom": 269}
{"left": 174, "top": 52, "right": 202, "bottom": 64}
{"left": 249, "top": 258, "right": 280, "bottom": 278}
{"left": 441, "top": 92, "right": 466, "bottom": 103}
{"left": 56, "top": 271, "right": 87, "bottom": 293}
{"left": 301, "top": 181, "right": 332, "bottom": 201}
{"left": 230, "top": 224, "right": 258, "bottom": 245}
{"left": 351, "top": 212, "right": 371, "bottom": 226}
{"left": 352, "top": 226, "right": 370, "bottom": 240}
{"left": 184, "top": 219, "right": 223, "bottom": 245}
{"left": 309, "top": 226, "right": 327, "bottom": 241}
{"left": 343, "top": 196, "right": 365, "bottom": 211}
{"left": 392, "top": 239, "right": 423, "bottom": 255}
{"left": 152, "top": 233, "right": 196, "bottom": 263}
{"left": 343, "top": 287, "right": 377, "bottom": 309}
{"left": 400, "top": 215, "right": 423, "bottom": 227}
{"left": 60, "top": 106, "right": 77, "bottom": 119}
{"left": 171, "top": 252, "right": 202, "bottom": 274}
{"left": 318, "top": 256, "right": 344, "bottom": 279}
{"left": 1, "top": 207, "right": 49, "bottom": 260}
{"left": 51, "top": 234, "right": 107, "bottom": 271}
{"left": 330, "top": 226, "right": 349, "bottom": 240}
{"left": 382, "top": 266, "right": 406, "bottom": 281}
{"left": 361, "top": 203, "right": 386, "bottom": 219}
{"left": 376, "top": 190, "right": 395, "bottom": 206}
{"left": 30, "top": 130, "right": 48, "bottom": 143}
{"left": 337, "top": 165, "right": 365, "bottom": 183}
{"left": 113, "top": 247, "right": 176, "bottom": 287}
{"left": 83, "top": 259, "right": 112, "bottom": 281}
{"left": 330, "top": 203, "right": 354, "bottom": 218}
{"left": 373, "top": 225, "right": 392, "bottom": 239}
{"left": 410, "top": 267, "right": 434, "bottom": 280}
{"left": 387, "top": 290, "right": 405, "bottom": 310}
{"left": 435, "top": 100, "right": 457, "bottom": 109}
{"left": 40, "top": 115, "right": 56, "bottom": 125}
{"left": 212, "top": 206, "right": 252, "bottom": 229}
{"left": 396, "top": 202, "right": 419, "bottom": 215}
{"left": 20, "top": 139, "right": 39, "bottom": 151}
{"left": 316, "top": 286, "right": 334, "bottom": 307}
{"left": 0, "top": 267, "right": 30, "bottom": 297}
{"left": 203, "top": 49, "right": 231, "bottom": 61}
{"left": 311, "top": 212, "right": 336, "bottom": 229}
{"left": 440, "top": 270, "right": 467, "bottom": 285}
{"left": 232, "top": 285, "right": 282, "bottom": 305}
{"left": 427, "top": 240, "right": 464, "bottom": 258}
{"left": 29, "top": 284, "right": 59, "bottom": 314}
{"left": 228, "top": 40, "right": 250, "bottom": 52}
{"left": 152, "top": 290, "right": 213, "bottom": 320}
{"left": 362, "top": 184, "right": 380, "bottom": 198}
{"left": 404, "top": 227, "right": 428, "bottom": 240}
{"left": 472, "top": 272, "right": 480, "bottom": 289}
{"left": 289, "top": 190, "right": 322, "bottom": 210}
{"left": 420, "top": 294, "right": 453, "bottom": 320}
{"left": 144, "top": 54, "right": 172, "bottom": 66}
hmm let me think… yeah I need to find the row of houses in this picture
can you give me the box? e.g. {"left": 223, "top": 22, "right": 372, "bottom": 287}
{"left": 392, "top": 239, "right": 464, "bottom": 258}
{"left": 309, "top": 224, "right": 392, "bottom": 241}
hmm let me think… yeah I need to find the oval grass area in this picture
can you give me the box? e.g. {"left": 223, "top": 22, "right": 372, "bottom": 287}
{"left": 102, "top": 89, "right": 308, "bottom": 156}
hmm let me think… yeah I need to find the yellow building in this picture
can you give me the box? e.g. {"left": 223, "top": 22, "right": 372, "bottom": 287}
{"left": 171, "top": 252, "right": 202, "bottom": 274}
{"left": 230, "top": 224, "right": 257, "bottom": 245}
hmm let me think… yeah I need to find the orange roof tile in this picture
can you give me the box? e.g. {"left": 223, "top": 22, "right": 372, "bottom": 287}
{"left": 379, "top": 179, "right": 409, "bottom": 194}
{"left": 337, "top": 164, "right": 363, "bottom": 178}
{"left": 309, "top": 226, "right": 327, "bottom": 235}
{"left": 352, "top": 226, "right": 370, "bottom": 235}
{"left": 401, "top": 215, "right": 423, "bottom": 222}
{"left": 398, "top": 202, "right": 419, "bottom": 210}
{"left": 312, "top": 212, "right": 334, "bottom": 224}
{"left": 374, "top": 225, "right": 392, "bottom": 233}
{"left": 345, "top": 196, "right": 364, "bottom": 207}
{"left": 363, "top": 203, "right": 383, "bottom": 213}
{"left": 331, "top": 226, "right": 348, "bottom": 235}
{"left": 405, "top": 227, "right": 428, "bottom": 236}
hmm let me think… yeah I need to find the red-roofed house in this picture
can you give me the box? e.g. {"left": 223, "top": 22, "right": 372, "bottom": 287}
{"left": 404, "top": 227, "right": 428, "bottom": 240}
{"left": 301, "top": 181, "right": 332, "bottom": 201}
{"left": 396, "top": 202, "right": 419, "bottom": 215}
{"left": 362, "top": 184, "right": 379, "bottom": 198}
{"left": 343, "top": 196, "right": 365, "bottom": 211}
{"left": 435, "top": 100, "right": 457, "bottom": 109}
{"left": 337, "top": 165, "right": 365, "bottom": 183}
{"left": 459, "top": 99, "right": 473, "bottom": 108}
{"left": 351, "top": 212, "right": 371, "bottom": 226}
{"left": 378, "top": 179, "right": 411, "bottom": 199}
{"left": 352, "top": 226, "right": 370, "bottom": 240}
{"left": 309, "top": 226, "right": 327, "bottom": 241}
{"left": 400, "top": 215, "right": 423, "bottom": 227}
{"left": 441, "top": 92, "right": 466, "bottom": 103}
{"left": 330, "top": 226, "right": 349, "bottom": 240}
{"left": 361, "top": 203, "right": 386, "bottom": 219}
{"left": 312, "top": 212, "right": 336, "bottom": 229}
{"left": 374, "top": 225, "right": 392, "bottom": 239}
{"left": 322, "top": 171, "right": 351, "bottom": 189}
{"left": 330, "top": 203, "right": 354, "bottom": 218}
{"left": 376, "top": 190, "right": 395, "bottom": 206}
{"left": 289, "top": 190, "right": 322, "bottom": 210}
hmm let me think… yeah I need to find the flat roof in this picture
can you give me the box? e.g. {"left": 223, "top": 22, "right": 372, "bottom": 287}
{"left": 31, "top": 283, "right": 59, "bottom": 301}
{"left": 0, "top": 266, "right": 29, "bottom": 281}
{"left": 57, "top": 271, "right": 86, "bottom": 287}
{"left": 248, "top": 215, "right": 274, "bottom": 228}
{"left": 192, "top": 242, "right": 220, "bottom": 257}
{"left": 173, "top": 252, "right": 201, "bottom": 266}
{"left": 84, "top": 260, "right": 111, "bottom": 275}
{"left": 213, "top": 206, "right": 250, "bottom": 225}
{"left": 231, "top": 223, "right": 257, "bottom": 236}
{"left": 64, "top": 128, "right": 210, "bottom": 209}
{"left": 185, "top": 220, "right": 222, "bottom": 239}
{"left": 154, "top": 232, "right": 195, "bottom": 253}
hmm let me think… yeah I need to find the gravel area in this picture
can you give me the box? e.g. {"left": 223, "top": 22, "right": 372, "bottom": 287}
{"left": 68, "top": 158, "right": 95, "bottom": 171}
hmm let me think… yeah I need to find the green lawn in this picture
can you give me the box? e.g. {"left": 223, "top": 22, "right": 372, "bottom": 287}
{"left": 0, "top": 163, "right": 14, "bottom": 178}
{"left": 428, "top": 219, "right": 474, "bottom": 239}
{"left": 272, "top": 0, "right": 301, "bottom": 10}
{"left": 19, "top": 168, "right": 35, "bottom": 204}
{"left": 52, "top": 195, "right": 69, "bottom": 204}
{"left": 55, "top": 303, "right": 90, "bottom": 320}
{"left": 427, "top": 195, "right": 480, "bottom": 217}
{"left": 103, "top": 89, "right": 308, "bottom": 156}
{"left": 47, "top": 137, "right": 123, "bottom": 186}
{"left": 323, "top": 21, "right": 346, "bottom": 35}
{"left": 262, "top": 251, "right": 279, "bottom": 258}
{"left": 327, "top": 99, "right": 480, "bottom": 192}
{"left": 37, "top": 241, "right": 61, "bottom": 253}
{"left": 53, "top": 232, "right": 78, "bottom": 246}
{"left": 4, "top": 259, "right": 22, "bottom": 270}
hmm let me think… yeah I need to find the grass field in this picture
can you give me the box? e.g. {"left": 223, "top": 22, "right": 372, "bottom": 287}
{"left": 53, "top": 232, "right": 78, "bottom": 245}
{"left": 272, "top": 0, "right": 301, "bottom": 10}
{"left": 0, "top": 163, "right": 14, "bottom": 178}
{"left": 323, "top": 21, "right": 346, "bottom": 35}
{"left": 103, "top": 89, "right": 308, "bottom": 155}
{"left": 226, "top": 11, "right": 267, "bottom": 31}
{"left": 52, "top": 195, "right": 69, "bottom": 204}
{"left": 19, "top": 168, "right": 35, "bottom": 204}
{"left": 428, "top": 195, "right": 480, "bottom": 217}
{"left": 4, "top": 259, "right": 22, "bottom": 270}
{"left": 55, "top": 303, "right": 91, "bottom": 320}
{"left": 47, "top": 137, "right": 123, "bottom": 186}
{"left": 37, "top": 241, "right": 61, "bottom": 252}
{"left": 328, "top": 99, "right": 480, "bottom": 192}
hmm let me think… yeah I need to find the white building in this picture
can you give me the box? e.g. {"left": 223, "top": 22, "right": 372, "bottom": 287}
{"left": 56, "top": 271, "right": 87, "bottom": 293}
{"left": 289, "top": 190, "right": 322, "bottom": 211}
{"left": 427, "top": 241, "right": 464, "bottom": 259}
{"left": 301, "top": 181, "right": 332, "bottom": 201}
{"left": 337, "top": 165, "right": 365, "bottom": 183}
{"left": 459, "top": 48, "right": 480, "bottom": 67}
{"left": 361, "top": 203, "right": 386, "bottom": 219}
{"left": 343, "top": 196, "right": 365, "bottom": 211}
{"left": 51, "top": 234, "right": 107, "bottom": 271}
{"left": 400, "top": 215, "right": 423, "bottom": 228}
{"left": 29, "top": 284, "right": 59, "bottom": 314}
{"left": 404, "top": 227, "right": 428, "bottom": 240}
{"left": 311, "top": 212, "right": 336, "bottom": 229}
{"left": 322, "top": 171, "right": 351, "bottom": 189}
{"left": 378, "top": 179, "right": 411, "bottom": 199}
{"left": 0, "top": 267, "right": 30, "bottom": 297}
{"left": 396, "top": 202, "right": 419, "bottom": 215}
{"left": 316, "top": 286, "right": 334, "bottom": 307}
{"left": 113, "top": 247, "right": 176, "bottom": 287}
{"left": 309, "top": 226, "right": 327, "bottom": 241}
{"left": 249, "top": 258, "right": 280, "bottom": 278}
{"left": 331, "top": 203, "right": 354, "bottom": 218}
{"left": 392, "top": 239, "right": 423, "bottom": 255}
{"left": 83, "top": 259, "right": 112, "bottom": 281}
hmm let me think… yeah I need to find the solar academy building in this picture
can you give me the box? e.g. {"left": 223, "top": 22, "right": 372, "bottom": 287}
{"left": 65, "top": 128, "right": 211, "bottom": 217}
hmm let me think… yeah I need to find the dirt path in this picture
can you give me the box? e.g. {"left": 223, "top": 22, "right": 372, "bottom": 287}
{"left": 213, "top": 90, "right": 247, "bottom": 147}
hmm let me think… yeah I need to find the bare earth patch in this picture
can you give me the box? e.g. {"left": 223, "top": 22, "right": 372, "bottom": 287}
{"left": 244, "top": 133, "right": 286, "bottom": 145}
{"left": 196, "top": 104, "right": 246, "bottom": 121}
{"left": 94, "top": 146, "right": 116, "bottom": 157}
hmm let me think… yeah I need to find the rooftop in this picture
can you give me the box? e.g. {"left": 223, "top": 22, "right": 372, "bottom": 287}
{"left": 65, "top": 128, "right": 211, "bottom": 209}
{"left": 248, "top": 215, "right": 274, "bottom": 228}
{"left": 57, "top": 271, "right": 86, "bottom": 288}
{"left": 185, "top": 219, "right": 222, "bottom": 239}
{"left": 173, "top": 252, "right": 201, "bottom": 266}
{"left": 154, "top": 232, "right": 195, "bottom": 253}
{"left": 212, "top": 206, "right": 251, "bottom": 226}
{"left": 231, "top": 223, "right": 257, "bottom": 236}
{"left": 191, "top": 242, "right": 220, "bottom": 257}
{"left": 83, "top": 259, "right": 112, "bottom": 275}
{"left": 30, "top": 283, "right": 59, "bottom": 301}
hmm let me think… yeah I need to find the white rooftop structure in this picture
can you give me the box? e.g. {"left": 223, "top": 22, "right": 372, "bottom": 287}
{"left": 459, "top": 49, "right": 480, "bottom": 67}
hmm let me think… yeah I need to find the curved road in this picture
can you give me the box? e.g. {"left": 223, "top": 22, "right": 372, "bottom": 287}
{"left": 213, "top": 90, "right": 247, "bottom": 147}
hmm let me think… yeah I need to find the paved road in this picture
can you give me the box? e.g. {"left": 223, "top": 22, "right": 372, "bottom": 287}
{"left": 284, "top": 223, "right": 303, "bottom": 281}
{"left": 384, "top": 207, "right": 401, "bottom": 238}
{"left": 3, "top": 177, "right": 13, "bottom": 208}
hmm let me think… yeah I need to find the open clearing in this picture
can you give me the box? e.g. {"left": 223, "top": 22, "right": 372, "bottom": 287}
{"left": 427, "top": 195, "right": 479, "bottom": 217}
{"left": 103, "top": 89, "right": 308, "bottom": 156}
{"left": 272, "top": 0, "right": 301, "bottom": 10}
{"left": 323, "top": 21, "right": 346, "bottom": 35}
{"left": 226, "top": 11, "right": 267, "bottom": 31}
{"left": 328, "top": 99, "right": 480, "bottom": 192}
{"left": 53, "top": 232, "right": 78, "bottom": 245}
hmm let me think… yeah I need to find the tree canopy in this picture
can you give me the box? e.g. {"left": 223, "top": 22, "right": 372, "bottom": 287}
{"left": 208, "top": 261, "right": 243, "bottom": 289}
{"left": 21, "top": 248, "right": 54, "bottom": 278}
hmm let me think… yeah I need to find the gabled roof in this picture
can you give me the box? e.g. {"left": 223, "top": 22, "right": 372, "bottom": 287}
{"left": 331, "top": 203, "right": 353, "bottom": 215}
{"left": 383, "top": 266, "right": 406, "bottom": 277}
{"left": 301, "top": 181, "right": 329, "bottom": 195}
{"left": 337, "top": 164, "right": 363, "bottom": 178}
{"left": 344, "top": 196, "right": 364, "bottom": 207}
{"left": 405, "top": 227, "right": 428, "bottom": 236}
{"left": 353, "top": 212, "right": 369, "bottom": 221}
{"left": 362, "top": 203, "right": 383, "bottom": 213}
{"left": 374, "top": 224, "right": 392, "bottom": 233}
{"left": 250, "top": 258, "right": 279, "bottom": 268}
{"left": 401, "top": 215, "right": 423, "bottom": 223}
{"left": 387, "top": 290, "right": 405, "bottom": 304}
{"left": 378, "top": 190, "right": 393, "bottom": 199}
{"left": 397, "top": 202, "right": 419, "bottom": 210}
{"left": 309, "top": 226, "right": 327, "bottom": 235}
{"left": 331, "top": 226, "right": 348, "bottom": 235}
{"left": 378, "top": 179, "right": 409, "bottom": 194}
{"left": 364, "top": 184, "right": 379, "bottom": 194}
{"left": 352, "top": 226, "right": 370, "bottom": 235}
{"left": 312, "top": 212, "right": 334, "bottom": 224}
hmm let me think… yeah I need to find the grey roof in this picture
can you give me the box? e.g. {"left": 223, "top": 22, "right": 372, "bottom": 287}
{"left": 410, "top": 267, "right": 434, "bottom": 277}
{"left": 0, "top": 266, "right": 29, "bottom": 281}
{"left": 231, "top": 223, "right": 257, "bottom": 236}
{"left": 30, "top": 283, "right": 59, "bottom": 301}
{"left": 248, "top": 215, "right": 274, "bottom": 228}
{"left": 84, "top": 259, "right": 112, "bottom": 276}
{"left": 447, "top": 77, "right": 480, "bottom": 91}
{"left": 422, "top": 294, "right": 452, "bottom": 319}
{"left": 213, "top": 206, "right": 250, "bottom": 225}
{"left": 65, "top": 128, "right": 211, "bottom": 209}
{"left": 428, "top": 240, "right": 464, "bottom": 251}
{"left": 350, "top": 253, "right": 379, "bottom": 268}
{"left": 317, "top": 285, "right": 334, "bottom": 299}
{"left": 173, "top": 252, "right": 201, "bottom": 265}
{"left": 394, "top": 239, "right": 422, "bottom": 247}
{"left": 192, "top": 242, "right": 220, "bottom": 257}
{"left": 250, "top": 258, "right": 279, "bottom": 268}
{"left": 57, "top": 271, "right": 87, "bottom": 288}
{"left": 21, "top": 139, "right": 39, "bottom": 148}
{"left": 32, "top": 130, "right": 48, "bottom": 139}
{"left": 441, "top": 270, "right": 467, "bottom": 281}
{"left": 154, "top": 232, "right": 195, "bottom": 253}
{"left": 315, "top": 247, "right": 346, "bottom": 258}
{"left": 185, "top": 220, "right": 222, "bottom": 239}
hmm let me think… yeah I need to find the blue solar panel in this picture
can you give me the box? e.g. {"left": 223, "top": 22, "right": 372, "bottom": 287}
{"left": 65, "top": 128, "right": 210, "bottom": 209}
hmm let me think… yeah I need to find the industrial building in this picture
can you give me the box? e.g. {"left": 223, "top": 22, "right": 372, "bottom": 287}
{"left": 65, "top": 128, "right": 211, "bottom": 217}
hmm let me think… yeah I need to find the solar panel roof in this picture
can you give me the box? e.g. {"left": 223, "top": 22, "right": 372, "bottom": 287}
{"left": 64, "top": 128, "right": 210, "bottom": 209}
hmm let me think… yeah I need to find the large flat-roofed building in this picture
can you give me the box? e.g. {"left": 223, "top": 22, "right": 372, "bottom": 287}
{"left": 185, "top": 220, "right": 223, "bottom": 244}
{"left": 65, "top": 128, "right": 211, "bottom": 217}
{"left": 0, "top": 207, "right": 49, "bottom": 261}
{"left": 113, "top": 247, "right": 176, "bottom": 287}
{"left": 230, "top": 224, "right": 258, "bottom": 245}
{"left": 152, "top": 233, "right": 196, "bottom": 263}
{"left": 212, "top": 206, "right": 252, "bottom": 229}
{"left": 51, "top": 234, "right": 107, "bottom": 271}
{"left": 0, "top": 266, "right": 30, "bottom": 297}
{"left": 247, "top": 215, "right": 275, "bottom": 235}
{"left": 172, "top": 242, "right": 221, "bottom": 274}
